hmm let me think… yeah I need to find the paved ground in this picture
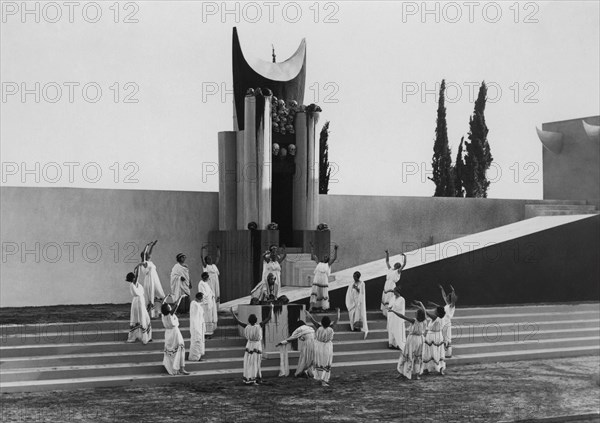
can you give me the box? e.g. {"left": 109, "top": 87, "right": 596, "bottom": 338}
{"left": 1, "top": 356, "right": 598, "bottom": 422}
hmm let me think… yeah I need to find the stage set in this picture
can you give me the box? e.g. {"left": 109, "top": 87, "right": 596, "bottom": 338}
{"left": 1, "top": 27, "right": 599, "bottom": 393}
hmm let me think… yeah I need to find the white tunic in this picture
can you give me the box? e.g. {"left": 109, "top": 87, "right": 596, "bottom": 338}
{"left": 345, "top": 281, "right": 369, "bottom": 338}
{"left": 189, "top": 301, "right": 205, "bottom": 361}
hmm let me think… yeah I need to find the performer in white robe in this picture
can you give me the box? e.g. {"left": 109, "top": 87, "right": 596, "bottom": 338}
{"left": 160, "top": 296, "right": 189, "bottom": 375}
{"left": 416, "top": 301, "right": 447, "bottom": 375}
{"left": 345, "top": 271, "right": 368, "bottom": 339}
{"left": 387, "top": 287, "right": 406, "bottom": 351}
{"left": 170, "top": 253, "right": 191, "bottom": 314}
{"left": 309, "top": 244, "right": 338, "bottom": 311}
{"left": 277, "top": 322, "right": 316, "bottom": 377}
{"left": 126, "top": 265, "right": 152, "bottom": 344}
{"left": 381, "top": 250, "right": 406, "bottom": 316}
{"left": 260, "top": 245, "right": 287, "bottom": 289}
{"left": 198, "top": 272, "right": 218, "bottom": 336}
{"left": 231, "top": 304, "right": 273, "bottom": 384}
{"left": 429, "top": 284, "right": 458, "bottom": 358}
{"left": 201, "top": 245, "right": 221, "bottom": 305}
{"left": 307, "top": 309, "right": 340, "bottom": 386}
{"left": 188, "top": 292, "right": 206, "bottom": 361}
{"left": 389, "top": 308, "right": 427, "bottom": 380}
{"left": 250, "top": 273, "right": 279, "bottom": 302}
{"left": 141, "top": 241, "right": 165, "bottom": 318}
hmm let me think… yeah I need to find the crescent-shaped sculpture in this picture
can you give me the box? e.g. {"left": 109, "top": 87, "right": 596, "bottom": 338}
{"left": 232, "top": 27, "right": 306, "bottom": 130}
{"left": 582, "top": 120, "right": 600, "bottom": 140}
{"left": 536, "top": 127, "right": 564, "bottom": 154}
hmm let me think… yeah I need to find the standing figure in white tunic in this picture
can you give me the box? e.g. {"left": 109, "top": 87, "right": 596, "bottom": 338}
{"left": 389, "top": 308, "right": 427, "bottom": 380}
{"left": 416, "top": 301, "right": 447, "bottom": 375}
{"left": 198, "top": 272, "right": 218, "bottom": 337}
{"left": 261, "top": 245, "right": 287, "bottom": 289}
{"left": 140, "top": 240, "right": 165, "bottom": 318}
{"left": 231, "top": 304, "right": 273, "bottom": 385}
{"left": 188, "top": 292, "right": 206, "bottom": 361}
{"left": 201, "top": 245, "right": 221, "bottom": 306}
{"left": 381, "top": 250, "right": 407, "bottom": 316}
{"left": 345, "top": 271, "right": 369, "bottom": 339}
{"left": 170, "top": 253, "right": 192, "bottom": 315}
{"left": 277, "top": 321, "right": 316, "bottom": 378}
{"left": 429, "top": 284, "right": 458, "bottom": 358}
{"left": 306, "top": 309, "right": 340, "bottom": 386}
{"left": 309, "top": 243, "right": 338, "bottom": 312}
{"left": 387, "top": 286, "right": 406, "bottom": 351}
{"left": 125, "top": 264, "right": 152, "bottom": 344}
{"left": 160, "top": 295, "right": 190, "bottom": 375}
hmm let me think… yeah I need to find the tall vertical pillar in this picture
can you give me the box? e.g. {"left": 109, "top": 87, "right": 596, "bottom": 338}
{"left": 257, "top": 96, "right": 272, "bottom": 228}
{"left": 293, "top": 111, "right": 308, "bottom": 230}
{"left": 218, "top": 131, "right": 238, "bottom": 230}
{"left": 306, "top": 112, "right": 320, "bottom": 229}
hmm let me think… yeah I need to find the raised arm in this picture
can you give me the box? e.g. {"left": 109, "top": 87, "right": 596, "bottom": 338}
{"left": 400, "top": 253, "right": 407, "bottom": 270}
{"left": 200, "top": 246, "right": 207, "bottom": 268}
{"left": 385, "top": 249, "right": 391, "bottom": 270}
{"left": 171, "top": 295, "right": 185, "bottom": 315}
{"left": 260, "top": 304, "right": 274, "bottom": 327}
{"left": 132, "top": 263, "right": 143, "bottom": 283}
{"left": 414, "top": 300, "right": 437, "bottom": 320}
{"left": 230, "top": 308, "right": 247, "bottom": 328}
{"left": 427, "top": 301, "right": 442, "bottom": 308}
{"left": 305, "top": 311, "right": 320, "bottom": 328}
{"left": 388, "top": 309, "right": 415, "bottom": 324}
{"left": 215, "top": 246, "right": 221, "bottom": 265}
{"left": 328, "top": 244, "right": 338, "bottom": 266}
{"left": 147, "top": 240, "right": 158, "bottom": 257}
{"left": 439, "top": 284, "right": 449, "bottom": 306}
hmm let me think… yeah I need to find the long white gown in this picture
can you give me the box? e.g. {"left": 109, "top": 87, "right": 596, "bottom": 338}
{"left": 314, "top": 326, "right": 334, "bottom": 382}
{"left": 189, "top": 300, "right": 206, "bottom": 361}
{"left": 243, "top": 324, "right": 263, "bottom": 384}
{"left": 261, "top": 260, "right": 281, "bottom": 289}
{"left": 127, "top": 282, "right": 152, "bottom": 344}
{"left": 290, "top": 325, "right": 316, "bottom": 377}
{"left": 198, "top": 280, "right": 218, "bottom": 335}
{"left": 443, "top": 304, "right": 456, "bottom": 357}
{"left": 142, "top": 261, "right": 165, "bottom": 318}
{"left": 345, "top": 281, "right": 369, "bottom": 338}
{"left": 162, "top": 314, "right": 185, "bottom": 375}
{"left": 203, "top": 264, "right": 220, "bottom": 304}
{"left": 387, "top": 295, "right": 406, "bottom": 350}
{"left": 170, "top": 262, "right": 190, "bottom": 300}
{"left": 423, "top": 316, "right": 446, "bottom": 373}
{"left": 381, "top": 269, "right": 400, "bottom": 316}
{"left": 397, "top": 319, "right": 427, "bottom": 378}
{"left": 310, "top": 262, "right": 331, "bottom": 309}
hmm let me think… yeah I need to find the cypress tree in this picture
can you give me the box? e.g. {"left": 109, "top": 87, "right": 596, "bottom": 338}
{"left": 319, "top": 121, "right": 331, "bottom": 195}
{"left": 453, "top": 137, "right": 465, "bottom": 197}
{"left": 429, "top": 80, "right": 454, "bottom": 196}
{"left": 464, "top": 82, "right": 492, "bottom": 197}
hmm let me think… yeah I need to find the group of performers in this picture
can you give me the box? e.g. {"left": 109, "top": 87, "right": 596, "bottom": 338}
{"left": 124, "top": 241, "right": 222, "bottom": 375}
{"left": 125, "top": 242, "right": 457, "bottom": 384}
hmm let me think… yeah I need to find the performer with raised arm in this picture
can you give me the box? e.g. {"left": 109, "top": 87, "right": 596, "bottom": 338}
{"left": 250, "top": 273, "right": 279, "bottom": 303}
{"left": 261, "top": 245, "right": 287, "bottom": 289}
{"left": 428, "top": 284, "right": 458, "bottom": 358}
{"left": 345, "top": 271, "right": 368, "bottom": 339}
{"left": 276, "top": 320, "right": 316, "bottom": 378}
{"left": 306, "top": 308, "right": 341, "bottom": 386}
{"left": 387, "top": 286, "right": 406, "bottom": 351}
{"left": 198, "top": 272, "right": 218, "bottom": 337}
{"left": 140, "top": 240, "right": 165, "bottom": 318}
{"left": 231, "top": 303, "right": 274, "bottom": 385}
{"left": 381, "top": 250, "right": 407, "bottom": 316}
{"left": 170, "top": 253, "right": 192, "bottom": 315}
{"left": 309, "top": 243, "right": 338, "bottom": 312}
{"left": 188, "top": 292, "right": 206, "bottom": 362}
{"left": 125, "top": 263, "right": 152, "bottom": 344}
{"left": 201, "top": 245, "right": 221, "bottom": 307}
{"left": 388, "top": 306, "right": 428, "bottom": 380}
{"left": 415, "top": 300, "right": 447, "bottom": 376}
{"left": 160, "top": 294, "right": 190, "bottom": 375}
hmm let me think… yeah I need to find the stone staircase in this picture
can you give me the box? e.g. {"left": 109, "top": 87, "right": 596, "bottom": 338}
{"left": 1, "top": 303, "right": 598, "bottom": 393}
{"left": 525, "top": 202, "right": 598, "bottom": 219}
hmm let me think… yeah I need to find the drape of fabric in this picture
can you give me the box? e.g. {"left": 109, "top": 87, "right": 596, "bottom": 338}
{"left": 197, "top": 281, "right": 218, "bottom": 335}
{"left": 278, "top": 344, "right": 290, "bottom": 377}
{"left": 142, "top": 261, "right": 165, "bottom": 318}
{"left": 203, "top": 264, "right": 220, "bottom": 304}
{"left": 380, "top": 269, "right": 400, "bottom": 316}
{"left": 250, "top": 281, "right": 279, "bottom": 302}
{"left": 423, "top": 317, "right": 446, "bottom": 373}
{"left": 387, "top": 295, "right": 406, "bottom": 350}
{"left": 345, "top": 281, "right": 369, "bottom": 338}
{"left": 261, "top": 260, "right": 282, "bottom": 289}
{"left": 127, "top": 282, "right": 152, "bottom": 344}
{"left": 162, "top": 314, "right": 185, "bottom": 375}
{"left": 243, "top": 324, "right": 263, "bottom": 384}
{"left": 443, "top": 304, "right": 456, "bottom": 357}
{"left": 170, "top": 263, "right": 190, "bottom": 299}
{"left": 189, "top": 301, "right": 205, "bottom": 361}
{"left": 314, "top": 326, "right": 334, "bottom": 382}
{"left": 310, "top": 262, "right": 331, "bottom": 309}
{"left": 397, "top": 320, "right": 427, "bottom": 378}
{"left": 288, "top": 325, "right": 316, "bottom": 376}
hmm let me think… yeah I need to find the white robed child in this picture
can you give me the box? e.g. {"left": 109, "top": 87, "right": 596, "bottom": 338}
{"left": 201, "top": 245, "right": 221, "bottom": 306}
{"left": 261, "top": 245, "right": 287, "bottom": 290}
{"left": 231, "top": 304, "right": 273, "bottom": 385}
{"left": 125, "top": 264, "right": 152, "bottom": 344}
{"left": 381, "top": 250, "right": 406, "bottom": 316}
{"left": 309, "top": 244, "right": 338, "bottom": 312}
{"left": 416, "top": 301, "right": 447, "bottom": 376}
{"left": 170, "top": 253, "right": 192, "bottom": 314}
{"left": 188, "top": 292, "right": 206, "bottom": 361}
{"left": 387, "top": 286, "right": 406, "bottom": 351}
{"left": 277, "top": 320, "right": 316, "bottom": 378}
{"left": 306, "top": 309, "right": 340, "bottom": 386}
{"left": 140, "top": 240, "right": 165, "bottom": 318}
{"left": 389, "top": 307, "right": 428, "bottom": 380}
{"left": 345, "top": 271, "right": 369, "bottom": 339}
{"left": 160, "top": 295, "right": 190, "bottom": 375}
{"left": 429, "top": 284, "right": 458, "bottom": 358}
{"left": 198, "top": 272, "right": 218, "bottom": 337}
